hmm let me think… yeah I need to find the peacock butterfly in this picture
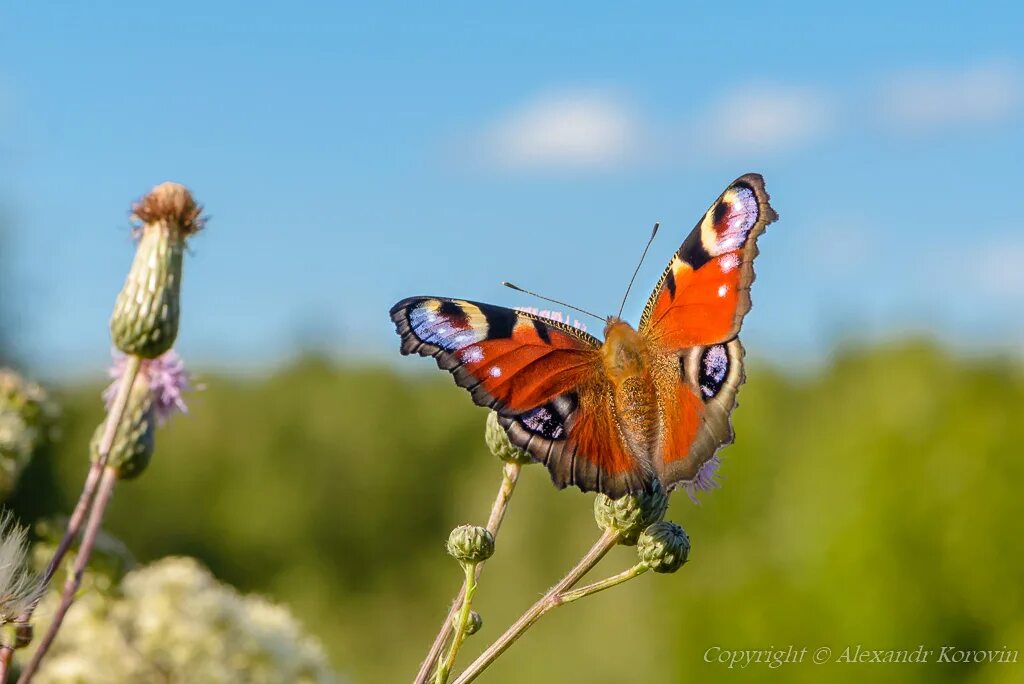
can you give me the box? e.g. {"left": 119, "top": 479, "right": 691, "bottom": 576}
{"left": 390, "top": 174, "right": 778, "bottom": 499}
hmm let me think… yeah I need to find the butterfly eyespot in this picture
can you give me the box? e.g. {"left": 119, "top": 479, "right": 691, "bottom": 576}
{"left": 408, "top": 303, "right": 484, "bottom": 351}
{"left": 520, "top": 405, "right": 566, "bottom": 440}
{"left": 698, "top": 345, "right": 730, "bottom": 399}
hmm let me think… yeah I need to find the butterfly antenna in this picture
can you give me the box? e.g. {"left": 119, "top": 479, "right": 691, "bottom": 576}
{"left": 501, "top": 282, "right": 605, "bottom": 323}
{"left": 617, "top": 221, "right": 660, "bottom": 318}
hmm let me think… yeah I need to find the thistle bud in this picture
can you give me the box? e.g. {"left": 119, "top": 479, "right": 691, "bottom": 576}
{"left": 637, "top": 521, "right": 690, "bottom": 573}
{"left": 446, "top": 525, "right": 495, "bottom": 564}
{"left": 110, "top": 182, "right": 204, "bottom": 358}
{"left": 93, "top": 351, "right": 191, "bottom": 480}
{"left": 484, "top": 411, "right": 533, "bottom": 465}
{"left": 90, "top": 382, "right": 155, "bottom": 480}
{"left": 453, "top": 610, "right": 483, "bottom": 636}
{"left": 0, "top": 370, "right": 58, "bottom": 500}
{"left": 594, "top": 482, "right": 669, "bottom": 546}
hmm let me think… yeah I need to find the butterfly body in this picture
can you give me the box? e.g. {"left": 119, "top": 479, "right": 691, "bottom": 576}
{"left": 391, "top": 174, "right": 777, "bottom": 499}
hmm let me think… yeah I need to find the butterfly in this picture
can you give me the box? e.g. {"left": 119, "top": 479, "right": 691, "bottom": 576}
{"left": 390, "top": 174, "right": 777, "bottom": 499}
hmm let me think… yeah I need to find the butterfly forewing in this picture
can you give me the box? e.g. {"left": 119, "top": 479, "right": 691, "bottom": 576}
{"left": 639, "top": 174, "right": 777, "bottom": 493}
{"left": 391, "top": 297, "right": 654, "bottom": 496}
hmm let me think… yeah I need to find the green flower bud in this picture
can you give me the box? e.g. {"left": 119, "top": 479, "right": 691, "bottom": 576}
{"left": 446, "top": 525, "right": 495, "bottom": 564}
{"left": 110, "top": 183, "right": 204, "bottom": 358}
{"left": 594, "top": 481, "right": 669, "bottom": 546}
{"left": 0, "top": 369, "right": 58, "bottom": 500}
{"left": 637, "top": 521, "right": 690, "bottom": 573}
{"left": 453, "top": 610, "right": 483, "bottom": 636}
{"left": 91, "top": 379, "right": 156, "bottom": 480}
{"left": 484, "top": 411, "right": 533, "bottom": 465}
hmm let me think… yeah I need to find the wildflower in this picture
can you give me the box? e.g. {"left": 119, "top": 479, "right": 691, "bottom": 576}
{"left": 484, "top": 412, "right": 533, "bottom": 465}
{"left": 594, "top": 481, "right": 669, "bottom": 546}
{"left": 93, "top": 351, "right": 191, "bottom": 479}
{"left": 103, "top": 351, "right": 191, "bottom": 425}
{"left": 637, "top": 521, "right": 690, "bottom": 574}
{"left": 446, "top": 525, "right": 495, "bottom": 565}
{"left": 682, "top": 455, "right": 722, "bottom": 504}
{"left": 110, "top": 182, "right": 204, "bottom": 358}
{"left": 0, "top": 370, "right": 58, "bottom": 500}
{"left": 26, "top": 557, "right": 339, "bottom": 683}
{"left": 0, "top": 512, "right": 42, "bottom": 626}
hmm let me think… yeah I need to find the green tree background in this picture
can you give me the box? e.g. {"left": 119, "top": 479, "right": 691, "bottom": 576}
{"left": 8, "top": 341, "right": 1023, "bottom": 683}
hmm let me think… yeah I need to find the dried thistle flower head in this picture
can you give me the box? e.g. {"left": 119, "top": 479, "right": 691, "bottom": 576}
{"left": 637, "top": 521, "right": 690, "bottom": 574}
{"left": 94, "top": 351, "right": 192, "bottom": 479}
{"left": 484, "top": 411, "right": 532, "bottom": 465}
{"left": 130, "top": 182, "right": 205, "bottom": 238}
{"left": 0, "top": 512, "right": 43, "bottom": 626}
{"left": 594, "top": 481, "right": 669, "bottom": 546}
{"left": 446, "top": 525, "right": 495, "bottom": 565}
{"left": 0, "top": 370, "right": 58, "bottom": 500}
{"left": 111, "top": 183, "right": 204, "bottom": 358}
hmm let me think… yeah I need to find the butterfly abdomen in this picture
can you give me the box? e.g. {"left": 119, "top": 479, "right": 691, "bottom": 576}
{"left": 601, "top": 319, "right": 660, "bottom": 464}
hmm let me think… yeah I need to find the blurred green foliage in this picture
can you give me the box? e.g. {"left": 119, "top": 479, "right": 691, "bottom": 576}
{"left": 10, "top": 341, "right": 1024, "bottom": 683}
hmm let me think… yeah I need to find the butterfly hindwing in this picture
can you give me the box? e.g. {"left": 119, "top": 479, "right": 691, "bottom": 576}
{"left": 639, "top": 173, "right": 777, "bottom": 348}
{"left": 650, "top": 339, "right": 745, "bottom": 490}
{"left": 390, "top": 297, "right": 652, "bottom": 497}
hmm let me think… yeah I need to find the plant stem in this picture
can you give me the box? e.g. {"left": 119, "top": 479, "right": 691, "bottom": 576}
{"left": 434, "top": 562, "right": 477, "bottom": 684}
{"left": 557, "top": 564, "right": 648, "bottom": 605}
{"left": 0, "top": 357, "right": 141, "bottom": 684}
{"left": 451, "top": 528, "right": 621, "bottom": 684}
{"left": 17, "top": 466, "right": 119, "bottom": 684}
{"left": 413, "top": 462, "right": 520, "bottom": 684}
{"left": 0, "top": 646, "right": 11, "bottom": 682}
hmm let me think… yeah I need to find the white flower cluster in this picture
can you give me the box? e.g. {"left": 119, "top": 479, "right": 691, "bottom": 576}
{"left": 28, "top": 557, "right": 340, "bottom": 684}
{"left": 0, "top": 369, "right": 59, "bottom": 500}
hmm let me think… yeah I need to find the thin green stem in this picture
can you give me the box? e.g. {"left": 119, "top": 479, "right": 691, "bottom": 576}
{"left": 451, "top": 529, "right": 621, "bottom": 684}
{"left": 414, "top": 462, "right": 521, "bottom": 684}
{"left": 558, "top": 564, "right": 648, "bottom": 605}
{"left": 434, "top": 562, "right": 478, "bottom": 684}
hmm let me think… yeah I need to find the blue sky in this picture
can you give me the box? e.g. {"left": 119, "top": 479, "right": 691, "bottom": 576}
{"left": 2, "top": 2, "right": 1022, "bottom": 377}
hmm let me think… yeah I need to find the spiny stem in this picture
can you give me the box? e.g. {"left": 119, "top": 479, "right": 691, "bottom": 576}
{"left": 17, "top": 466, "right": 119, "bottom": 683}
{"left": 451, "top": 529, "right": 621, "bottom": 684}
{"left": 558, "top": 564, "right": 648, "bottom": 605}
{"left": 435, "top": 562, "right": 478, "bottom": 684}
{"left": 2, "top": 356, "right": 141, "bottom": 684}
{"left": 414, "top": 462, "right": 521, "bottom": 684}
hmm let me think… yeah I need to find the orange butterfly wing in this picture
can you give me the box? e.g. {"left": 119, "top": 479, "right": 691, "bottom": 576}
{"left": 390, "top": 297, "right": 651, "bottom": 496}
{"left": 640, "top": 174, "right": 777, "bottom": 493}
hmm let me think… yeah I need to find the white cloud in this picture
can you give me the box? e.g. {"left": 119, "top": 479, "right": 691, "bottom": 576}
{"left": 878, "top": 62, "right": 1021, "bottom": 132}
{"left": 972, "top": 240, "right": 1024, "bottom": 299}
{"left": 696, "top": 85, "right": 833, "bottom": 156}
{"left": 479, "top": 90, "right": 640, "bottom": 170}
